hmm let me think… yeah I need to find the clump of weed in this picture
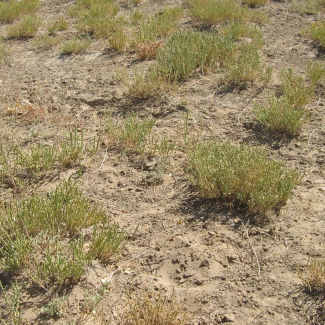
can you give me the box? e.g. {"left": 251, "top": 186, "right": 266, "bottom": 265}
{"left": 0, "top": 281, "right": 22, "bottom": 325}
{"left": 109, "top": 27, "right": 129, "bottom": 51}
{"left": 7, "top": 14, "right": 40, "bottom": 39}
{"left": 61, "top": 37, "right": 91, "bottom": 54}
{"left": 127, "top": 68, "right": 171, "bottom": 99}
{"left": 72, "top": 0, "right": 121, "bottom": 39}
{"left": 307, "top": 61, "right": 325, "bottom": 85}
{"left": 299, "top": 259, "right": 325, "bottom": 293}
{"left": 41, "top": 296, "right": 67, "bottom": 318}
{"left": 48, "top": 17, "right": 68, "bottom": 36}
{"left": 0, "top": 130, "right": 99, "bottom": 187}
{"left": 187, "top": 0, "right": 266, "bottom": 25}
{"left": 136, "top": 7, "right": 183, "bottom": 44}
{"left": 90, "top": 224, "right": 128, "bottom": 263}
{"left": 106, "top": 113, "right": 174, "bottom": 159}
{"left": 0, "top": 181, "right": 128, "bottom": 285}
{"left": 0, "top": 39, "right": 10, "bottom": 63}
{"left": 136, "top": 40, "right": 164, "bottom": 61}
{"left": 129, "top": 23, "right": 265, "bottom": 97}
{"left": 33, "top": 35, "right": 60, "bottom": 50}
{"left": 309, "top": 20, "right": 325, "bottom": 48}
{"left": 254, "top": 68, "right": 315, "bottom": 135}
{"left": 187, "top": 141, "right": 299, "bottom": 214}
{"left": 243, "top": 0, "right": 268, "bottom": 7}
{"left": 0, "top": 0, "right": 40, "bottom": 23}
{"left": 120, "top": 293, "right": 187, "bottom": 325}
{"left": 106, "top": 112, "right": 155, "bottom": 153}
{"left": 292, "top": 0, "right": 325, "bottom": 15}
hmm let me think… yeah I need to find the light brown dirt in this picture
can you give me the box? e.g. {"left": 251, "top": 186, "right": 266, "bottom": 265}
{"left": 0, "top": 0, "right": 325, "bottom": 324}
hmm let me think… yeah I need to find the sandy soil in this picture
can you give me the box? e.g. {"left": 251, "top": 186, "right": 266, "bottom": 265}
{"left": 0, "top": 0, "right": 325, "bottom": 324}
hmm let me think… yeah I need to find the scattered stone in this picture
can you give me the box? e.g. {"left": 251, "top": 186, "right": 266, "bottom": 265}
{"left": 194, "top": 279, "right": 204, "bottom": 286}
{"left": 200, "top": 259, "right": 210, "bottom": 268}
{"left": 222, "top": 314, "right": 235, "bottom": 322}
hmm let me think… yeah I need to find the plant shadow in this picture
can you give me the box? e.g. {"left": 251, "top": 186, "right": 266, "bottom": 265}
{"left": 172, "top": 182, "right": 271, "bottom": 226}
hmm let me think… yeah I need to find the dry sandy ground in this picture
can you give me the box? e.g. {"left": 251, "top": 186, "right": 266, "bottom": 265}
{"left": 0, "top": 0, "right": 325, "bottom": 324}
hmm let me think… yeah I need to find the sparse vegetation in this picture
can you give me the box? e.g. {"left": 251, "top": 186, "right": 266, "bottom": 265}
{"left": 0, "top": 0, "right": 40, "bottom": 23}
{"left": 292, "top": 0, "right": 325, "bottom": 14}
{"left": 0, "top": 130, "right": 99, "bottom": 188}
{"left": 0, "top": 181, "right": 128, "bottom": 284}
{"left": 130, "top": 23, "right": 265, "bottom": 95}
{"left": 187, "top": 141, "right": 299, "bottom": 214}
{"left": 0, "top": 0, "right": 324, "bottom": 323}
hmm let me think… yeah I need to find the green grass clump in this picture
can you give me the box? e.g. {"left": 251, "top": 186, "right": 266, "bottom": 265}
{"left": 48, "top": 17, "right": 68, "bottom": 36}
{"left": 156, "top": 25, "right": 263, "bottom": 83}
{"left": 61, "top": 37, "right": 91, "bottom": 54}
{"left": 136, "top": 7, "right": 183, "bottom": 43}
{"left": 106, "top": 112, "right": 174, "bottom": 157}
{"left": 309, "top": 20, "right": 325, "bottom": 48}
{"left": 0, "top": 0, "right": 40, "bottom": 23}
{"left": 187, "top": 0, "right": 266, "bottom": 25}
{"left": 0, "top": 181, "right": 128, "bottom": 284}
{"left": 0, "top": 39, "right": 10, "bottom": 63}
{"left": 106, "top": 112, "right": 155, "bottom": 153}
{"left": 33, "top": 35, "right": 60, "bottom": 50}
{"left": 187, "top": 141, "right": 299, "bottom": 214}
{"left": 307, "top": 61, "right": 325, "bottom": 85}
{"left": 292, "top": 0, "right": 325, "bottom": 15}
{"left": 242, "top": 0, "right": 268, "bottom": 7}
{"left": 72, "top": 0, "right": 121, "bottom": 38}
{"left": 254, "top": 69, "right": 315, "bottom": 135}
{"left": 129, "top": 23, "right": 265, "bottom": 97}
{"left": 0, "top": 130, "right": 99, "bottom": 188}
{"left": 90, "top": 224, "right": 128, "bottom": 263}
{"left": 7, "top": 14, "right": 40, "bottom": 39}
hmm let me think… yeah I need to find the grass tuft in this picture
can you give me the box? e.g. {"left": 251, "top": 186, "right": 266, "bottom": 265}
{"left": 61, "top": 37, "right": 91, "bottom": 54}
{"left": 0, "top": 181, "right": 128, "bottom": 285}
{"left": 187, "top": 0, "right": 266, "bottom": 25}
{"left": 106, "top": 112, "right": 155, "bottom": 153}
{"left": 299, "top": 259, "right": 325, "bottom": 293}
{"left": 187, "top": 141, "right": 299, "bottom": 214}
{"left": 242, "top": 0, "right": 268, "bottom": 7}
{"left": 254, "top": 68, "right": 315, "bottom": 135}
{"left": 136, "top": 7, "right": 183, "bottom": 44}
{"left": 121, "top": 293, "right": 187, "bottom": 325}
{"left": 7, "top": 14, "right": 40, "bottom": 39}
{"left": 0, "top": 0, "right": 40, "bottom": 23}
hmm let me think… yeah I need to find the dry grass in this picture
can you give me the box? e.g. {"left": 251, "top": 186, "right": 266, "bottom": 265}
{"left": 136, "top": 40, "right": 164, "bottom": 61}
{"left": 299, "top": 259, "right": 325, "bottom": 293}
{"left": 120, "top": 293, "right": 188, "bottom": 325}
